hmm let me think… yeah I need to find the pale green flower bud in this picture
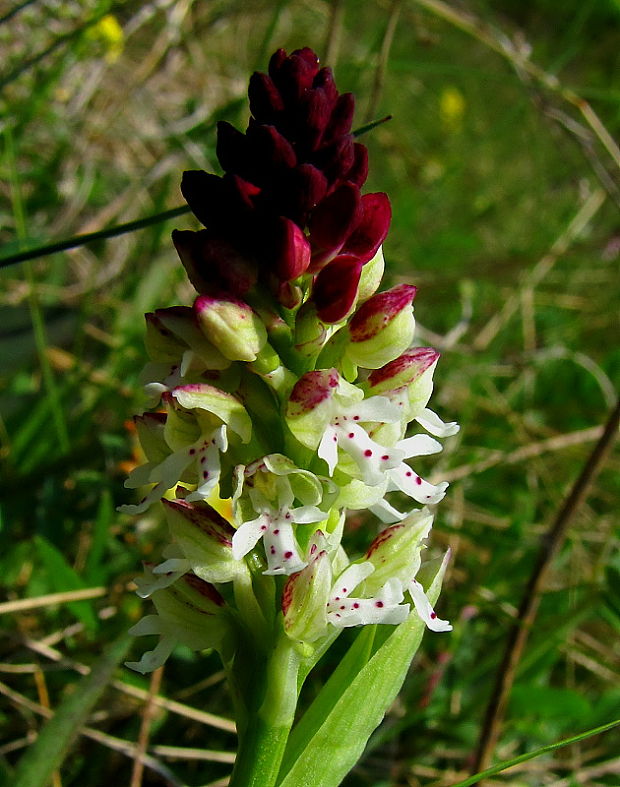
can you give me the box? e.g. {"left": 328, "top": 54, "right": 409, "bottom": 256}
{"left": 194, "top": 294, "right": 267, "bottom": 362}
{"left": 356, "top": 246, "right": 385, "bottom": 303}
{"left": 344, "top": 284, "right": 417, "bottom": 369}
{"left": 282, "top": 548, "right": 332, "bottom": 642}
{"left": 162, "top": 498, "right": 243, "bottom": 583}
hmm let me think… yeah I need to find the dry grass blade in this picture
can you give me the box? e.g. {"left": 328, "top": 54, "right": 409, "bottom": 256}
{"left": 412, "top": 0, "right": 620, "bottom": 172}
{"left": 130, "top": 666, "right": 164, "bottom": 787}
{"left": 19, "top": 634, "right": 236, "bottom": 732}
{"left": 0, "top": 587, "right": 107, "bottom": 614}
{"left": 473, "top": 398, "right": 620, "bottom": 775}
{"left": 149, "top": 744, "right": 236, "bottom": 763}
{"left": 473, "top": 188, "right": 606, "bottom": 350}
{"left": 0, "top": 680, "right": 183, "bottom": 786}
{"left": 437, "top": 425, "right": 604, "bottom": 483}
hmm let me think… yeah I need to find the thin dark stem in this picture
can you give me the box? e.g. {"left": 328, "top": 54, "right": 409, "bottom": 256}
{"left": 0, "top": 0, "right": 37, "bottom": 26}
{"left": 0, "top": 120, "right": 388, "bottom": 271}
{"left": 473, "top": 397, "right": 620, "bottom": 776}
{"left": 0, "top": 206, "right": 191, "bottom": 270}
{"left": 364, "top": 0, "right": 402, "bottom": 123}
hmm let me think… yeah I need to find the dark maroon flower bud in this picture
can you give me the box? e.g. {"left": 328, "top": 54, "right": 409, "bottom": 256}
{"left": 248, "top": 71, "right": 284, "bottom": 123}
{"left": 181, "top": 170, "right": 224, "bottom": 228}
{"left": 340, "top": 192, "right": 391, "bottom": 263}
{"left": 279, "top": 164, "right": 328, "bottom": 224}
{"left": 216, "top": 121, "right": 250, "bottom": 175}
{"left": 313, "top": 67, "right": 338, "bottom": 105}
{"left": 312, "top": 134, "right": 355, "bottom": 185}
{"left": 272, "top": 216, "right": 311, "bottom": 281}
{"left": 272, "top": 47, "right": 320, "bottom": 102}
{"left": 345, "top": 143, "right": 369, "bottom": 188}
{"left": 248, "top": 123, "right": 297, "bottom": 173}
{"left": 312, "top": 254, "right": 364, "bottom": 323}
{"left": 268, "top": 48, "right": 288, "bottom": 78}
{"left": 323, "top": 93, "right": 355, "bottom": 144}
{"left": 172, "top": 229, "right": 256, "bottom": 296}
{"left": 295, "top": 87, "right": 333, "bottom": 151}
{"left": 308, "top": 182, "right": 362, "bottom": 270}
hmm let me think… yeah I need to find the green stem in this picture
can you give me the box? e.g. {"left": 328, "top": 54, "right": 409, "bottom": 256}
{"left": 229, "top": 635, "right": 302, "bottom": 787}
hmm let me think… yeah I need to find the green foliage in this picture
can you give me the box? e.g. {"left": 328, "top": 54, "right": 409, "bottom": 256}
{"left": 0, "top": 0, "right": 618, "bottom": 785}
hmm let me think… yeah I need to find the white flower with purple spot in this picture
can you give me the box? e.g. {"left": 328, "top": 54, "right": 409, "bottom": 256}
{"left": 232, "top": 457, "right": 330, "bottom": 575}
{"left": 326, "top": 561, "right": 409, "bottom": 628}
{"left": 119, "top": 425, "right": 227, "bottom": 514}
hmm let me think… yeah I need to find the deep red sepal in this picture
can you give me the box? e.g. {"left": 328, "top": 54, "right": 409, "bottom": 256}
{"left": 248, "top": 71, "right": 284, "bottom": 122}
{"left": 341, "top": 192, "right": 391, "bottom": 262}
{"left": 308, "top": 182, "right": 362, "bottom": 270}
{"left": 273, "top": 216, "right": 311, "bottom": 281}
{"left": 215, "top": 121, "right": 250, "bottom": 175}
{"left": 172, "top": 229, "right": 257, "bottom": 296}
{"left": 312, "top": 254, "right": 364, "bottom": 323}
{"left": 323, "top": 93, "right": 355, "bottom": 144}
{"left": 346, "top": 143, "right": 369, "bottom": 188}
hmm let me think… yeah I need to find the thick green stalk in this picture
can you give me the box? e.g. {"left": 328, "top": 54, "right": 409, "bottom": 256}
{"left": 229, "top": 634, "right": 302, "bottom": 787}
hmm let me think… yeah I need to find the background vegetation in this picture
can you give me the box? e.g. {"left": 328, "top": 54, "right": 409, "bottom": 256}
{"left": 1, "top": 0, "right": 619, "bottom": 785}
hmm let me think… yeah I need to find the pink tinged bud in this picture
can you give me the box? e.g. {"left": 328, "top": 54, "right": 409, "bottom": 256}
{"left": 368, "top": 347, "right": 440, "bottom": 393}
{"left": 162, "top": 498, "right": 242, "bottom": 584}
{"left": 365, "top": 510, "right": 433, "bottom": 592}
{"left": 273, "top": 216, "right": 311, "bottom": 281}
{"left": 340, "top": 192, "right": 391, "bottom": 263}
{"left": 282, "top": 550, "right": 331, "bottom": 642}
{"left": 194, "top": 294, "right": 267, "bottom": 362}
{"left": 288, "top": 369, "right": 339, "bottom": 416}
{"left": 312, "top": 255, "right": 364, "bottom": 324}
{"left": 248, "top": 71, "right": 285, "bottom": 123}
{"left": 345, "top": 284, "right": 417, "bottom": 369}
{"left": 286, "top": 369, "right": 339, "bottom": 449}
{"left": 367, "top": 348, "right": 439, "bottom": 416}
{"left": 151, "top": 306, "right": 231, "bottom": 371}
{"left": 308, "top": 182, "right": 362, "bottom": 271}
{"left": 172, "top": 229, "right": 257, "bottom": 297}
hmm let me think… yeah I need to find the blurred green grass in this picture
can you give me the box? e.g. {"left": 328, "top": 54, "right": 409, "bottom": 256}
{"left": 1, "top": 0, "right": 619, "bottom": 785}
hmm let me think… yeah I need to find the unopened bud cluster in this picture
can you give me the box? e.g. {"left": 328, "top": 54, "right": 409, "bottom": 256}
{"left": 122, "top": 48, "right": 458, "bottom": 674}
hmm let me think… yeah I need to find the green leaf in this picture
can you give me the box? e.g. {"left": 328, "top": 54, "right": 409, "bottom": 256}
{"left": 277, "top": 556, "right": 449, "bottom": 787}
{"left": 449, "top": 718, "right": 620, "bottom": 787}
{"left": 12, "top": 633, "right": 132, "bottom": 787}
{"left": 85, "top": 489, "right": 113, "bottom": 584}
{"left": 35, "top": 535, "right": 98, "bottom": 631}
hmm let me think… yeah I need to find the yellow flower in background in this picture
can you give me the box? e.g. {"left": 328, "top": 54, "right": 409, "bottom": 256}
{"left": 440, "top": 86, "right": 465, "bottom": 132}
{"left": 88, "top": 14, "right": 124, "bottom": 63}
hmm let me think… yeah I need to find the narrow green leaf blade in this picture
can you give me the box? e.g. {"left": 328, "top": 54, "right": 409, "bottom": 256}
{"left": 12, "top": 632, "right": 132, "bottom": 787}
{"left": 450, "top": 718, "right": 620, "bottom": 787}
{"left": 278, "top": 556, "right": 449, "bottom": 787}
{"left": 35, "top": 535, "right": 98, "bottom": 631}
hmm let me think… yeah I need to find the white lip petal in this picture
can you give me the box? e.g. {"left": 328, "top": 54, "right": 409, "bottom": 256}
{"left": 415, "top": 407, "right": 460, "bottom": 437}
{"left": 409, "top": 579, "right": 452, "bottom": 632}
